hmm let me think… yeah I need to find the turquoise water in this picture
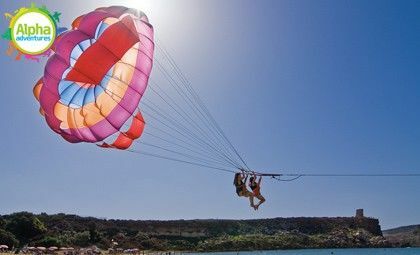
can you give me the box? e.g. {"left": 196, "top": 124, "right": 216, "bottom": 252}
{"left": 189, "top": 248, "right": 420, "bottom": 255}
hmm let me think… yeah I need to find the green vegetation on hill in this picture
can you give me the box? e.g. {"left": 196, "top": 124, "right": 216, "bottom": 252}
{"left": 0, "top": 212, "right": 390, "bottom": 251}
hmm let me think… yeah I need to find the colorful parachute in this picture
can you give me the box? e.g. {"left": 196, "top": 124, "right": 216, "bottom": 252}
{"left": 33, "top": 7, "right": 251, "bottom": 173}
{"left": 33, "top": 6, "right": 154, "bottom": 149}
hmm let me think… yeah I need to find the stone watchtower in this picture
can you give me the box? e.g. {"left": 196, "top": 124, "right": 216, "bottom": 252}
{"left": 355, "top": 208, "right": 364, "bottom": 218}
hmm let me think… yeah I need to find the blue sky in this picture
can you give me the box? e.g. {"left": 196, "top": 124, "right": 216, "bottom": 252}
{"left": 0, "top": 0, "right": 419, "bottom": 229}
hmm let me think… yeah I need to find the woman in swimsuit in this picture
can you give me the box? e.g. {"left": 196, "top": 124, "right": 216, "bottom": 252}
{"left": 233, "top": 172, "right": 255, "bottom": 209}
{"left": 249, "top": 173, "right": 266, "bottom": 210}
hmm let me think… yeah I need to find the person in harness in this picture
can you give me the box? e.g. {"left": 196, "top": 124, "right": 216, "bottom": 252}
{"left": 233, "top": 172, "right": 255, "bottom": 209}
{"left": 248, "top": 173, "right": 266, "bottom": 210}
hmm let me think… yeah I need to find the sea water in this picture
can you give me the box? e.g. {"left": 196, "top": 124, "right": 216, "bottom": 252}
{"left": 189, "top": 248, "right": 420, "bottom": 255}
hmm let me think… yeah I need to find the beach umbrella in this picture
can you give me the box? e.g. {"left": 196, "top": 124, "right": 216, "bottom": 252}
{"left": 37, "top": 247, "right": 47, "bottom": 251}
{"left": 49, "top": 247, "right": 58, "bottom": 250}
{"left": 0, "top": 245, "right": 9, "bottom": 249}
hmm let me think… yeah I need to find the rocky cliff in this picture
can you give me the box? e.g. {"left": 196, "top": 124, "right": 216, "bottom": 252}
{"left": 0, "top": 212, "right": 389, "bottom": 251}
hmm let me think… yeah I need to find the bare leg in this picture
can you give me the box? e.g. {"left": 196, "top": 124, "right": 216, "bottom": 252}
{"left": 241, "top": 190, "right": 255, "bottom": 208}
{"left": 255, "top": 194, "right": 266, "bottom": 209}
{"left": 248, "top": 195, "right": 255, "bottom": 208}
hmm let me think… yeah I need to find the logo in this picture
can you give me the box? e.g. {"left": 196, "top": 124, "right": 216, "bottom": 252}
{"left": 2, "top": 4, "right": 66, "bottom": 61}
{"left": 10, "top": 9, "right": 56, "bottom": 54}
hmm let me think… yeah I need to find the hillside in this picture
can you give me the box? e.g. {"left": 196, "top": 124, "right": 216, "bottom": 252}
{"left": 383, "top": 225, "right": 420, "bottom": 247}
{"left": 0, "top": 212, "right": 389, "bottom": 251}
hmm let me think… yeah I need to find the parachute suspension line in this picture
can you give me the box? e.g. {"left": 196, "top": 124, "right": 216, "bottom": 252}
{"left": 96, "top": 77, "right": 239, "bottom": 170}
{"left": 148, "top": 61, "right": 243, "bottom": 168}
{"left": 136, "top": 102, "right": 235, "bottom": 167}
{"left": 102, "top": 40, "right": 246, "bottom": 170}
{"left": 94, "top": 46, "right": 245, "bottom": 169}
{"left": 132, "top": 42, "right": 236, "bottom": 163}
{"left": 143, "top": 123, "right": 235, "bottom": 167}
{"left": 137, "top": 141, "right": 236, "bottom": 169}
{"left": 145, "top": 83, "right": 228, "bottom": 159}
{"left": 145, "top": 80, "right": 243, "bottom": 168}
{"left": 40, "top": 71, "right": 237, "bottom": 172}
{"left": 154, "top": 40, "right": 251, "bottom": 171}
{"left": 139, "top": 96, "right": 241, "bottom": 168}
{"left": 143, "top": 41, "right": 243, "bottom": 167}
{"left": 153, "top": 45, "right": 233, "bottom": 151}
{"left": 139, "top": 108, "right": 240, "bottom": 169}
{"left": 152, "top": 56, "right": 243, "bottom": 168}
{"left": 139, "top": 97, "right": 241, "bottom": 168}
{"left": 99, "top": 68, "right": 242, "bottom": 169}
{"left": 126, "top": 149, "right": 237, "bottom": 174}
{"left": 141, "top": 131, "right": 234, "bottom": 167}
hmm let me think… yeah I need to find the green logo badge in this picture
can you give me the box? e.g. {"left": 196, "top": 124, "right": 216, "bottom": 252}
{"left": 10, "top": 9, "right": 56, "bottom": 55}
{"left": 2, "top": 4, "right": 64, "bottom": 60}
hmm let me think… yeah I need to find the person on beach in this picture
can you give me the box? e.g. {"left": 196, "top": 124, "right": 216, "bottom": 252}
{"left": 249, "top": 173, "right": 266, "bottom": 210}
{"left": 233, "top": 172, "right": 255, "bottom": 209}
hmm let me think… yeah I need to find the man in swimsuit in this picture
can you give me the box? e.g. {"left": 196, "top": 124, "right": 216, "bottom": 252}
{"left": 233, "top": 172, "right": 255, "bottom": 209}
{"left": 249, "top": 173, "right": 266, "bottom": 210}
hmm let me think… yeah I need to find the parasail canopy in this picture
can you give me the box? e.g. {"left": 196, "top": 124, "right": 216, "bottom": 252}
{"left": 34, "top": 6, "right": 154, "bottom": 150}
